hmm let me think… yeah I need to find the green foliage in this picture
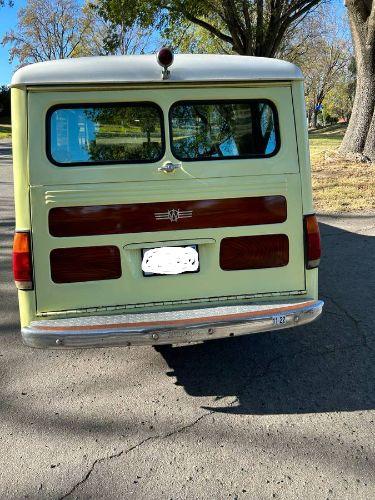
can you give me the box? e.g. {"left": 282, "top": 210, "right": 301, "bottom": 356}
{"left": 94, "top": 0, "right": 167, "bottom": 31}
{"left": 87, "top": 141, "right": 161, "bottom": 161}
{"left": 0, "top": 86, "right": 10, "bottom": 117}
{"left": 0, "top": 124, "right": 12, "bottom": 138}
{"left": 165, "top": 18, "right": 232, "bottom": 54}
{"left": 86, "top": 106, "right": 159, "bottom": 136}
{"left": 324, "top": 83, "right": 353, "bottom": 121}
{"left": 87, "top": 105, "right": 163, "bottom": 161}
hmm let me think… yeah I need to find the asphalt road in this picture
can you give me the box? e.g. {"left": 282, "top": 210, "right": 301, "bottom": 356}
{"left": 1, "top": 138, "right": 375, "bottom": 499}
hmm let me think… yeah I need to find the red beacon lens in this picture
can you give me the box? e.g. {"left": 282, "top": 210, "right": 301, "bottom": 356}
{"left": 157, "top": 47, "right": 174, "bottom": 68}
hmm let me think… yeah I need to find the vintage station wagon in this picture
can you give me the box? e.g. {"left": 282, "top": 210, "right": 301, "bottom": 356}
{"left": 11, "top": 49, "right": 323, "bottom": 348}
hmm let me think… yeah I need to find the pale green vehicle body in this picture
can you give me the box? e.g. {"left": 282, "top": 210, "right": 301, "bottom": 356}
{"left": 11, "top": 55, "right": 320, "bottom": 346}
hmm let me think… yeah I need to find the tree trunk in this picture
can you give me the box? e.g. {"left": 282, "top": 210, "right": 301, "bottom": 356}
{"left": 338, "top": 1, "right": 375, "bottom": 161}
{"left": 308, "top": 108, "right": 313, "bottom": 128}
{"left": 311, "top": 109, "right": 318, "bottom": 129}
{"left": 339, "top": 71, "right": 375, "bottom": 158}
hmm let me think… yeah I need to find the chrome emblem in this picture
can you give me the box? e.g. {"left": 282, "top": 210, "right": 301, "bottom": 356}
{"left": 154, "top": 208, "right": 193, "bottom": 222}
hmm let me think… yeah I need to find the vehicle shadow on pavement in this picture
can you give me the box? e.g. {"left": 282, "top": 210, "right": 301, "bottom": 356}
{"left": 157, "top": 221, "right": 375, "bottom": 415}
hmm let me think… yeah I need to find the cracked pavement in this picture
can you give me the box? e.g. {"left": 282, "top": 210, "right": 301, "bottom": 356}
{"left": 1, "top": 139, "right": 375, "bottom": 499}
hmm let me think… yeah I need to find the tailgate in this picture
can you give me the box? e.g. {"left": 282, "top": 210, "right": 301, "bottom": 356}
{"left": 28, "top": 84, "right": 305, "bottom": 314}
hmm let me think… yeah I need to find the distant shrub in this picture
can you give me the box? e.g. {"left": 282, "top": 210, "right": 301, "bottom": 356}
{"left": 0, "top": 86, "right": 10, "bottom": 118}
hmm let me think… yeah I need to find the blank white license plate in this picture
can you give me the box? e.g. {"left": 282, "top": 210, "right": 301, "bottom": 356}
{"left": 142, "top": 246, "right": 199, "bottom": 276}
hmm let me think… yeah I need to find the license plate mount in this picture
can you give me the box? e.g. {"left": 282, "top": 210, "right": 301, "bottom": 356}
{"left": 141, "top": 245, "right": 200, "bottom": 277}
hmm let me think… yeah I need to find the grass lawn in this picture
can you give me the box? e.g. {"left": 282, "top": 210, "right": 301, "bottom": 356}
{"left": 309, "top": 125, "right": 375, "bottom": 213}
{"left": 0, "top": 124, "right": 11, "bottom": 139}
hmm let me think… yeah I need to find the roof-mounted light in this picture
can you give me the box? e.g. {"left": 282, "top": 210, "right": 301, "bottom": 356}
{"left": 157, "top": 47, "right": 174, "bottom": 80}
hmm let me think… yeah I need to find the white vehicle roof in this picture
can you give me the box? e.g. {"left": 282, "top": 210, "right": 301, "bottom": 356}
{"left": 10, "top": 53, "right": 303, "bottom": 88}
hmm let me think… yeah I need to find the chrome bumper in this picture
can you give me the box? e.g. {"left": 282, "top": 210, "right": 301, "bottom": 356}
{"left": 22, "top": 299, "right": 323, "bottom": 349}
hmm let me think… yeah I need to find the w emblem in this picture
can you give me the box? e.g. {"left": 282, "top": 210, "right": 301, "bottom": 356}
{"left": 154, "top": 208, "right": 193, "bottom": 222}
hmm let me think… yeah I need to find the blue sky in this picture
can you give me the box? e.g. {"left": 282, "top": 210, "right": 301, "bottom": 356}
{"left": 1, "top": 0, "right": 26, "bottom": 85}
{"left": 0, "top": 0, "right": 348, "bottom": 86}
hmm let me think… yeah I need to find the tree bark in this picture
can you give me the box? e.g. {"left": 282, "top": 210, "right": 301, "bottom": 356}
{"left": 311, "top": 108, "right": 318, "bottom": 129}
{"left": 339, "top": 72, "right": 375, "bottom": 157}
{"left": 338, "top": 0, "right": 375, "bottom": 161}
{"left": 363, "top": 106, "right": 375, "bottom": 160}
{"left": 307, "top": 107, "right": 313, "bottom": 128}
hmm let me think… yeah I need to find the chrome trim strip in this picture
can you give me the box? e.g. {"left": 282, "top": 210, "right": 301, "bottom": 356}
{"left": 22, "top": 300, "right": 324, "bottom": 349}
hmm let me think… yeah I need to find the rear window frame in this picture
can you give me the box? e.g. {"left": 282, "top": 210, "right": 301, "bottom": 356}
{"left": 45, "top": 101, "right": 166, "bottom": 167}
{"left": 168, "top": 98, "right": 281, "bottom": 162}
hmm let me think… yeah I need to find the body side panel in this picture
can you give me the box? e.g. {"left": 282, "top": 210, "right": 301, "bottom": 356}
{"left": 11, "top": 88, "right": 37, "bottom": 327}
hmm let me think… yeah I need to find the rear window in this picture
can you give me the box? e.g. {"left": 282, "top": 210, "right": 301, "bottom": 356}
{"left": 170, "top": 100, "right": 279, "bottom": 161}
{"left": 47, "top": 102, "right": 164, "bottom": 166}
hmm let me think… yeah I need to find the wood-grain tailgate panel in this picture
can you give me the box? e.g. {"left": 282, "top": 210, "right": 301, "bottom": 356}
{"left": 49, "top": 196, "right": 287, "bottom": 237}
{"left": 220, "top": 235, "right": 289, "bottom": 271}
{"left": 50, "top": 246, "right": 121, "bottom": 283}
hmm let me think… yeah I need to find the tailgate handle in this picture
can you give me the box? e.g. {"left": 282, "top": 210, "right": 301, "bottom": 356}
{"left": 123, "top": 238, "right": 216, "bottom": 250}
{"left": 158, "top": 161, "right": 181, "bottom": 173}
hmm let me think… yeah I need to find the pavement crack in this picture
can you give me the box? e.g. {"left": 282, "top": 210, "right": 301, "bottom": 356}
{"left": 161, "top": 412, "right": 213, "bottom": 439}
{"left": 322, "top": 294, "right": 372, "bottom": 351}
{"left": 58, "top": 436, "right": 154, "bottom": 499}
{"left": 58, "top": 408, "right": 230, "bottom": 499}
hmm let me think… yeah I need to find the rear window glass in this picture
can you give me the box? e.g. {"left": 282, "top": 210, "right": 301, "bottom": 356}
{"left": 170, "top": 100, "right": 279, "bottom": 161}
{"left": 47, "top": 103, "right": 164, "bottom": 165}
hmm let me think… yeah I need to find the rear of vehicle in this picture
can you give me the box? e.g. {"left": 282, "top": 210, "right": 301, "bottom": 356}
{"left": 11, "top": 54, "right": 323, "bottom": 348}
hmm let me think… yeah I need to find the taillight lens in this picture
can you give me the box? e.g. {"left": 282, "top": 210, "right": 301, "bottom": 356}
{"left": 304, "top": 214, "right": 321, "bottom": 269}
{"left": 13, "top": 231, "right": 33, "bottom": 290}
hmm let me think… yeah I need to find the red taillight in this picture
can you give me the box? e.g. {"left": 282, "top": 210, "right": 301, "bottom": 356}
{"left": 50, "top": 246, "right": 121, "bottom": 283}
{"left": 13, "top": 231, "right": 33, "bottom": 290}
{"left": 220, "top": 234, "right": 289, "bottom": 270}
{"left": 304, "top": 214, "right": 321, "bottom": 269}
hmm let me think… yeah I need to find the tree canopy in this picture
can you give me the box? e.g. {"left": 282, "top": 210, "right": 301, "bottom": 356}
{"left": 2, "top": 0, "right": 102, "bottom": 65}
{"left": 95, "top": 0, "right": 323, "bottom": 57}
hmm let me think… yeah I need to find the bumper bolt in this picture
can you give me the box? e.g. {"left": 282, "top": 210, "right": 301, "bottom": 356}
{"left": 294, "top": 316, "right": 300, "bottom": 323}
{"left": 56, "top": 338, "right": 63, "bottom": 346}
{"left": 152, "top": 333, "right": 159, "bottom": 340}
{"left": 208, "top": 328, "right": 214, "bottom": 335}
